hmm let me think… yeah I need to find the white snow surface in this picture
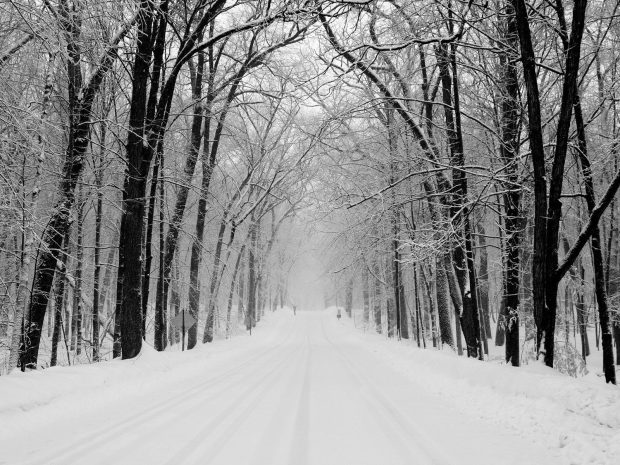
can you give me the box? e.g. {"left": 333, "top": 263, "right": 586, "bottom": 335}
{"left": 0, "top": 309, "right": 618, "bottom": 465}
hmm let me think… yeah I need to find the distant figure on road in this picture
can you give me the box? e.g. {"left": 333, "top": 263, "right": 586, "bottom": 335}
{"left": 337, "top": 308, "right": 341, "bottom": 319}
{"left": 293, "top": 305, "right": 297, "bottom": 315}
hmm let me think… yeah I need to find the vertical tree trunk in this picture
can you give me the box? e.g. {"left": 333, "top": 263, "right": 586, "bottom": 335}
{"left": 361, "top": 262, "right": 370, "bottom": 326}
{"left": 246, "top": 219, "right": 259, "bottom": 332}
{"left": 71, "top": 186, "right": 84, "bottom": 355}
{"left": 509, "top": 0, "right": 550, "bottom": 362}
{"left": 50, "top": 234, "right": 69, "bottom": 367}
{"left": 157, "top": 154, "right": 166, "bottom": 347}
{"left": 413, "top": 264, "right": 422, "bottom": 347}
{"left": 115, "top": 1, "right": 157, "bottom": 359}
{"left": 373, "top": 258, "right": 382, "bottom": 334}
{"left": 436, "top": 255, "right": 455, "bottom": 348}
{"left": 499, "top": 1, "right": 522, "bottom": 366}
{"left": 142, "top": 151, "right": 161, "bottom": 337}
{"left": 92, "top": 144, "right": 103, "bottom": 361}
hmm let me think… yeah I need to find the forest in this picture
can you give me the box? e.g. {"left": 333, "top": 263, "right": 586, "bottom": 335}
{"left": 1, "top": 0, "right": 619, "bottom": 390}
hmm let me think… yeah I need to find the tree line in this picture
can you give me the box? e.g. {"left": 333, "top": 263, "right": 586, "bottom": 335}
{"left": 0, "top": 0, "right": 619, "bottom": 385}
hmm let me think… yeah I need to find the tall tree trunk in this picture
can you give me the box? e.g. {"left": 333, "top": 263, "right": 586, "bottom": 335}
{"left": 142, "top": 151, "right": 161, "bottom": 337}
{"left": 50, "top": 234, "right": 69, "bottom": 367}
{"left": 373, "top": 258, "right": 382, "bottom": 334}
{"left": 115, "top": 1, "right": 157, "bottom": 359}
{"left": 71, "top": 186, "right": 84, "bottom": 355}
{"left": 413, "top": 264, "right": 422, "bottom": 347}
{"left": 509, "top": 0, "right": 550, "bottom": 363}
{"left": 245, "top": 218, "right": 259, "bottom": 332}
{"left": 361, "top": 262, "right": 370, "bottom": 326}
{"left": 499, "top": 1, "right": 522, "bottom": 366}
{"left": 436, "top": 255, "right": 454, "bottom": 348}
{"left": 91, "top": 117, "right": 106, "bottom": 362}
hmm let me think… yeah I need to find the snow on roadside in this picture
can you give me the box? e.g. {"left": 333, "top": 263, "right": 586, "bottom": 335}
{"left": 327, "top": 307, "right": 620, "bottom": 465}
{"left": 0, "top": 309, "right": 293, "bottom": 441}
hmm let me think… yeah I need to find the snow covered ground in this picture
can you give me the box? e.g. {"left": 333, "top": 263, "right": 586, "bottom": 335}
{"left": 0, "top": 309, "right": 618, "bottom": 464}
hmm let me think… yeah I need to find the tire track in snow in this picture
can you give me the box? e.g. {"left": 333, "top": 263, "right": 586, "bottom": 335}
{"left": 161, "top": 339, "right": 307, "bottom": 465}
{"left": 248, "top": 334, "right": 311, "bottom": 465}
{"left": 20, "top": 322, "right": 299, "bottom": 465}
{"left": 286, "top": 334, "right": 311, "bottom": 465}
{"left": 319, "top": 318, "right": 456, "bottom": 465}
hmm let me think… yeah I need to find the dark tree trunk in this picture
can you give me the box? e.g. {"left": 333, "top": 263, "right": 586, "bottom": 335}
{"left": 71, "top": 187, "right": 84, "bottom": 355}
{"left": 115, "top": 1, "right": 157, "bottom": 359}
{"left": 157, "top": 152, "right": 166, "bottom": 347}
{"left": 436, "top": 255, "right": 454, "bottom": 348}
{"left": 142, "top": 151, "right": 162, "bottom": 337}
{"left": 499, "top": 2, "right": 522, "bottom": 366}
{"left": 543, "top": 0, "right": 588, "bottom": 367}
{"left": 92, "top": 119, "right": 106, "bottom": 362}
{"left": 509, "top": 0, "right": 549, "bottom": 363}
{"left": 413, "top": 265, "right": 422, "bottom": 347}
{"left": 246, "top": 218, "right": 259, "bottom": 332}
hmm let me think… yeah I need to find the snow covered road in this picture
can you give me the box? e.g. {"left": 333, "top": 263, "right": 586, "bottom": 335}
{"left": 0, "top": 310, "right": 598, "bottom": 464}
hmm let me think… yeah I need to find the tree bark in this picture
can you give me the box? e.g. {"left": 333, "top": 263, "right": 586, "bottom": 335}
{"left": 499, "top": 1, "right": 522, "bottom": 366}
{"left": 436, "top": 255, "right": 455, "bottom": 348}
{"left": 115, "top": 1, "right": 157, "bottom": 359}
